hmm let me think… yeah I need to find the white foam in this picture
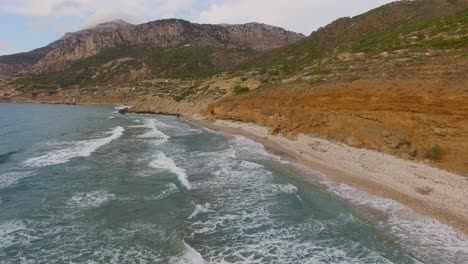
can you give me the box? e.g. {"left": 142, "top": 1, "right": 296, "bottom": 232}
{"left": 114, "top": 105, "right": 130, "bottom": 110}
{"left": 230, "top": 135, "right": 282, "bottom": 161}
{"left": 139, "top": 119, "right": 170, "bottom": 145}
{"left": 271, "top": 183, "right": 298, "bottom": 194}
{"left": 169, "top": 242, "right": 206, "bottom": 264}
{"left": 25, "top": 126, "right": 124, "bottom": 168}
{"left": 185, "top": 146, "right": 399, "bottom": 263}
{"left": 189, "top": 203, "right": 211, "bottom": 219}
{"left": 149, "top": 152, "right": 191, "bottom": 190}
{"left": 68, "top": 190, "right": 115, "bottom": 209}
{"left": 0, "top": 171, "right": 33, "bottom": 189}
{"left": 107, "top": 116, "right": 116, "bottom": 119}
{"left": 149, "top": 183, "right": 179, "bottom": 200}
{"left": 0, "top": 220, "right": 35, "bottom": 249}
{"left": 324, "top": 181, "right": 468, "bottom": 262}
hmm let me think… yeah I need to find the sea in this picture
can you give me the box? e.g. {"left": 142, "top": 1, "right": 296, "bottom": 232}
{"left": 0, "top": 103, "right": 467, "bottom": 264}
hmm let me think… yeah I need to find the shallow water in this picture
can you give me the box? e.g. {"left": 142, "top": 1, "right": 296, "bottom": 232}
{"left": 0, "top": 103, "right": 467, "bottom": 263}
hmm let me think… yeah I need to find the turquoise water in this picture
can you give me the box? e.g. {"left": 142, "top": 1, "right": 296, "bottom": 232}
{"left": 0, "top": 103, "right": 467, "bottom": 264}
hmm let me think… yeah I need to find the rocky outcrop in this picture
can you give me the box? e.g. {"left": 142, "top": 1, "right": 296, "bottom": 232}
{"left": 0, "top": 63, "right": 29, "bottom": 77}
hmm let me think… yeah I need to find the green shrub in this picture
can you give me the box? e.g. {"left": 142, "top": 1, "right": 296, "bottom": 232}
{"left": 173, "top": 95, "right": 183, "bottom": 102}
{"left": 268, "top": 69, "right": 280, "bottom": 76}
{"left": 233, "top": 85, "right": 250, "bottom": 94}
{"left": 426, "top": 145, "right": 444, "bottom": 160}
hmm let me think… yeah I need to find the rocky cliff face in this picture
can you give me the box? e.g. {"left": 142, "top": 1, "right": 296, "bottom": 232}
{"left": 207, "top": 77, "right": 468, "bottom": 174}
{"left": 31, "top": 20, "right": 303, "bottom": 73}
{"left": 0, "top": 20, "right": 133, "bottom": 76}
{"left": 0, "top": 19, "right": 304, "bottom": 76}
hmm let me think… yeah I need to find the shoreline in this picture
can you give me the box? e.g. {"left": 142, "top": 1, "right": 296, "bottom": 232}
{"left": 188, "top": 117, "right": 468, "bottom": 235}
{"left": 4, "top": 100, "right": 467, "bottom": 234}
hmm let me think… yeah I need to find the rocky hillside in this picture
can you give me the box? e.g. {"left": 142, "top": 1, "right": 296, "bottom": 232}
{"left": 206, "top": 0, "right": 468, "bottom": 174}
{"left": 0, "top": 20, "right": 133, "bottom": 77}
{"left": 0, "top": 19, "right": 303, "bottom": 79}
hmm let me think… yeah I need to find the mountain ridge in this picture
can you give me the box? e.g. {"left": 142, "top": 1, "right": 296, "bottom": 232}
{"left": 0, "top": 19, "right": 304, "bottom": 77}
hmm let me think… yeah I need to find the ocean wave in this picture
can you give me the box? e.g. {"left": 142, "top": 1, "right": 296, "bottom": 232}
{"left": 149, "top": 152, "right": 191, "bottom": 190}
{"left": 169, "top": 242, "right": 205, "bottom": 264}
{"left": 0, "top": 171, "right": 33, "bottom": 189}
{"left": 24, "top": 126, "right": 124, "bottom": 168}
{"left": 68, "top": 190, "right": 115, "bottom": 209}
{"left": 8, "top": 220, "right": 165, "bottom": 263}
{"left": 114, "top": 105, "right": 130, "bottom": 110}
{"left": 325, "top": 182, "right": 468, "bottom": 262}
{"left": 138, "top": 119, "right": 171, "bottom": 145}
{"left": 189, "top": 203, "right": 211, "bottom": 219}
{"left": 0, "top": 220, "right": 35, "bottom": 250}
{"left": 185, "top": 149, "right": 399, "bottom": 263}
{"left": 270, "top": 183, "right": 298, "bottom": 194}
{"left": 230, "top": 135, "right": 282, "bottom": 161}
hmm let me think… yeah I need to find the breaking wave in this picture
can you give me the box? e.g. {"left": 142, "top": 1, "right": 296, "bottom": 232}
{"left": 138, "top": 119, "right": 171, "bottom": 145}
{"left": 149, "top": 152, "right": 191, "bottom": 190}
{"left": 24, "top": 126, "right": 124, "bottom": 168}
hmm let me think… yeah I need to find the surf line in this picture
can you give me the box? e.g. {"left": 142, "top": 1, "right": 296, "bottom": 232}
{"left": 149, "top": 152, "right": 192, "bottom": 190}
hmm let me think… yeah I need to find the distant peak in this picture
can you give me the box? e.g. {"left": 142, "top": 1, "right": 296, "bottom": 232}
{"left": 91, "top": 19, "right": 133, "bottom": 30}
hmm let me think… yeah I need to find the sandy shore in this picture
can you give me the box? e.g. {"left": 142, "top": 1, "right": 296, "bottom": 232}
{"left": 189, "top": 118, "right": 468, "bottom": 235}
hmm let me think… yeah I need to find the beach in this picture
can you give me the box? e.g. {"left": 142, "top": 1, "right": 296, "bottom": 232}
{"left": 191, "top": 118, "right": 468, "bottom": 235}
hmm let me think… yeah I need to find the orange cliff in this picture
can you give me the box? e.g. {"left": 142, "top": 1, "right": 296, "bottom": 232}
{"left": 207, "top": 78, "right": 468, "bottom": 175}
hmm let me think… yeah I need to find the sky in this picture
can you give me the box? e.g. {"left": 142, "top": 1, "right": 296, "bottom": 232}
{"left": 0, "top": 0, "right": 396, "bottom": 55}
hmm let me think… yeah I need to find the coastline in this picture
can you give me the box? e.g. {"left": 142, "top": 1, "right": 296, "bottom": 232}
{"left": 4, "top": 100, "right": 468, "bottom": 234}
{"left": 189, "top": 117, "right": 468, "bottom": 235}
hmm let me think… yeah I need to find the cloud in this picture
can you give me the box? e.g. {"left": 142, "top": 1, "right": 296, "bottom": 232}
{"left": 199, "top": 0, "right": 396, "bottom": 34}
{"left": 0, "top": 0, "right": 197, "bottom": 28}
{"left": 0, "top": 0, "right": 398, "bottom": 35}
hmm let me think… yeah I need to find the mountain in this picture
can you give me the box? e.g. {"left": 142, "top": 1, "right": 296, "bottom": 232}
{"left": 0, "top": 19, "right": 304, "bottom": 79}
{"left": 0, "top": 20, "right": 134, "bottom": 77}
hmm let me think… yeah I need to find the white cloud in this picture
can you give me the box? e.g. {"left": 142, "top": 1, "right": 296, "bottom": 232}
{"left": 199, "top": 0, "right": 396, "bottom": 34}
{"left": 0, "top": 0, "right": 399, "bottom": 35}
{"left": 0, "top": 0, "right": 196, "bottom": 28}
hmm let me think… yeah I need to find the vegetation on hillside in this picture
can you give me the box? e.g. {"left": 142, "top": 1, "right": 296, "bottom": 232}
{"left": 242, "top": 2, "right": 468, "bottom": 75}
{"left": 12, "top": 44, "right": 258, "bottom": 89}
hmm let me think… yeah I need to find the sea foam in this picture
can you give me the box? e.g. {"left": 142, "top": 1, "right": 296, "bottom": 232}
{"left": 189, "top": 203, "right": 211, "bottom": 219}
{"left": 68, "top": 190, "right": 115, "bottom": 209}
{"left": 324, "top": 181, "right": 468, "bottom": 262}
{"left": 149, "top": 152, "right": 191, "bottom": 190}
{"left": 25, "top": 126, "right": 124, "bottom": 168}
{"left": 0, "top": 171, "right": 33, "bottom": 189}
{"left": 139, "top": 119, "right": 170, "bottom": 145}
{"left": 169, "top": 242, "right": 206, "bottom": 264}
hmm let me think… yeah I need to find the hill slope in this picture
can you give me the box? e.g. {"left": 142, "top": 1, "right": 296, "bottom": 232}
{"left": 245, "top": 0, "right": 468, "bottom": 72}
{"left": 207, "top": 0, "right": 468, "bottom": 174}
